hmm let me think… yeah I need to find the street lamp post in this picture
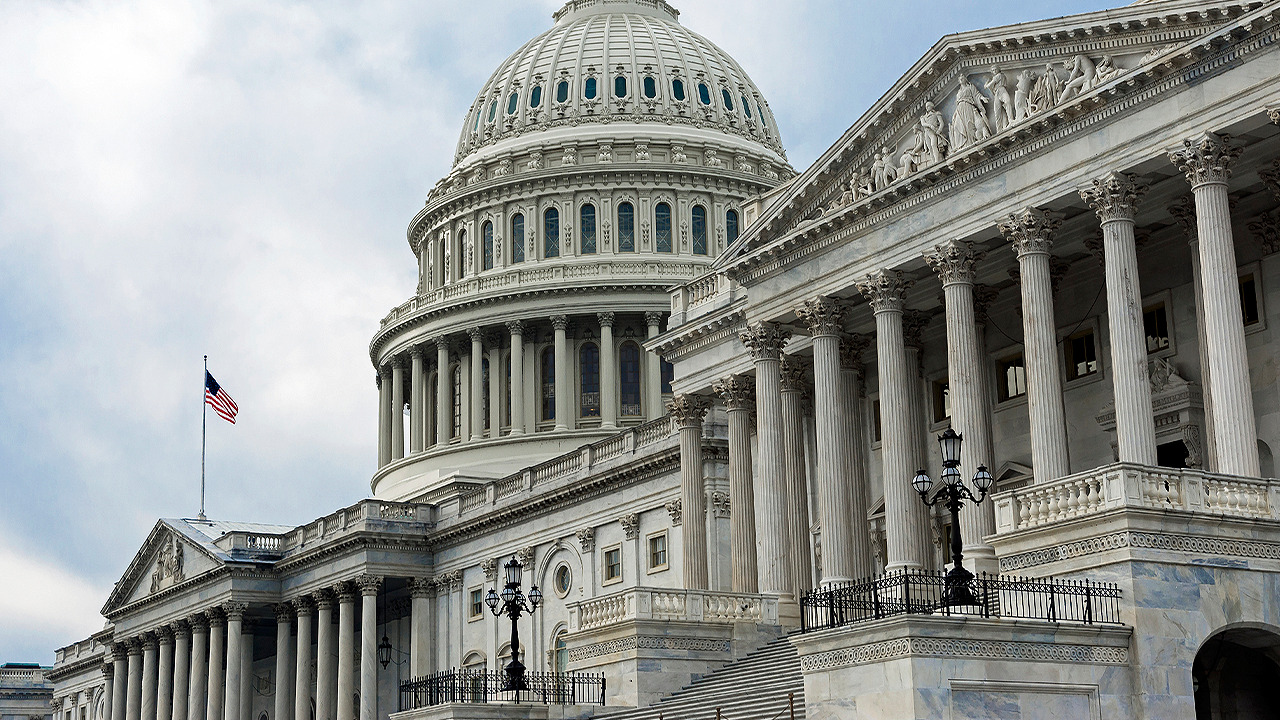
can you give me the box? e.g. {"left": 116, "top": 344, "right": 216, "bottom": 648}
{"left": 484, "top": 556, "right": 543, "bottom": 692}
{"left": 911, "top": 427, "right": 995, "bottom": 607}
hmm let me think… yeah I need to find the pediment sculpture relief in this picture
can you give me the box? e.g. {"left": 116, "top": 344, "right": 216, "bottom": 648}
{"left": 149, "top": 534, "right": 186, "bottom": 594}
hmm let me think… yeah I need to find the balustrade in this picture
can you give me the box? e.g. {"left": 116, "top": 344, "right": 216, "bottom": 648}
{"left": 568, "top": 587, "right": 779, "bottom": 631}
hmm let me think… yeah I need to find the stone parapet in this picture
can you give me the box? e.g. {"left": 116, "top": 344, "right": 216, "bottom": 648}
{"left": 567, "top": 586, "right": 779, "bottom": 631}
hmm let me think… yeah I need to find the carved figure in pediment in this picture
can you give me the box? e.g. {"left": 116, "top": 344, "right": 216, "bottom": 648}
{"left": 1093, "top": 55, "right": 1120, "bottom": 87}
{"left": 985, "top": 66, "right": 1016, "bottom": 132}
{"left": 1058, "top": 54, "right": 1096, "bottom": 104}
{"left": 527, "top": 151, "right": 543, "bottom": 171}
{"left": 848, "top": 169, "right": 869, "bottom": 200}
{"left": 919, "top": 102, "right": 948, "bottom": 164}
{"left": 899, "top": 124, "right": 928, "bottom": 177}
{"left": 949, "top": 81, "right": 991, "bottom": 152}
{"left": 871, "top": 150, "right": 897, "bottom": 191}
{"left": 1014, "top": 69, "right": 1034, "bottom": 122}
{"left": 1028, "top": 63, "right": 1062, "bottom": 115}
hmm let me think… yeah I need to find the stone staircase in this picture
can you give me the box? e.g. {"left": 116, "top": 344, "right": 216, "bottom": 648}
{"left": 604, "top": 635, "right": 804, "bottom": 720}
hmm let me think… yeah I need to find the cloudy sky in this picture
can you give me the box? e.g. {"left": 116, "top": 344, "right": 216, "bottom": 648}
{"left": 0, "top": 0, "right": 1117, "bottom": 663}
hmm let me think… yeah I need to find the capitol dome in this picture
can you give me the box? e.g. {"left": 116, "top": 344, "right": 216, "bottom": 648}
{"left": 369, "top": 0, "right": 793, "bottom": 502}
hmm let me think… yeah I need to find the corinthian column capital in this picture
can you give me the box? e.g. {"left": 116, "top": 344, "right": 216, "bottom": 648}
{"left": 221, "top": 602, "right": 248, "bottom": 621}
{"left": 550, "top": 314, "right": 570, "bottom": 331}
{"left": 1168, "top": 132, "right": 1242, "bottom": 187}
{"left": 739, "top": 322, "right": 791, "bottom": 360}
{"left": 1080, "top": 171, "right": 1148, "bottom": 223}
{"left": 1269, "top": 108, "right": 1279, "bottom": 125}
{"left": 999, "top": 207, "right": 1062, "bottom": 257}
{"left": 839, "top": 334, "right": 871, "bottom": 369}
{"left": 855, "top": 270, "right": 914, "bottom": 314}
{"left": 1167, "top": 195, "right": 1198, "bottom": 242}
{"left": 667, "top": 393, "right": 711, "bottom": 427}
{"left": 779, "top": 355, "right": 808, "bottom": 392}
{"left": 596, "top": 312, "right": 615, "bottom": 327}
{"left": 923, "top": 239, "right": 983, "bottom": 286}
{"left": 1259, "top": 162, "right": 1280, "bottom": 202}
{"left": 796, "top": 296, "right": 847, "bottom": 337}
{"left": 355, "top": 574, "right": 383, "bottom": 597}
{"left": 713, "top": 375, "right": 756, "bottom": 411}
{"left": 466, "top": 326, "right": 483, "bottom": 343}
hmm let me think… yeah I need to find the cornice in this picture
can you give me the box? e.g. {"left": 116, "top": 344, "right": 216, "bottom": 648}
{"left": 648, "top": 299, "right": 747, "bottom": 361}
{"left": 45, "top": 654, "right": 108, "bottom": 683}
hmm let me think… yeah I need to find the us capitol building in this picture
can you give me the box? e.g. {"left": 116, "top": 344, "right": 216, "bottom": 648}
{"left": 31, "top": 0, "right": 1280, "bottom": 718}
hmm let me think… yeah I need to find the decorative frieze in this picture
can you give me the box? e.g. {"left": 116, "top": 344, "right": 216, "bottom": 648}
{"left": 738, "top": 322, "right": 790, "bottom": 360}
{"left": 799, "top": 637, "right": 1128, "bottom": 672}
{"left": 568, "top": 635, "right": 732, "bottom": 663}
{"left": 1168, "top": 132, "right": 1242, "bottom": 187}
{"left": 1079, "top": 171, "right": 1148, "bottom": 223}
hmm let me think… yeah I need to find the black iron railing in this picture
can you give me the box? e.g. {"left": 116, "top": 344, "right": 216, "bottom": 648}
{"left": 800, "top": 570, "right": 1122, "bottom": 632}
{"left": 399, "top": 669, "right": 606, "bottom": 709}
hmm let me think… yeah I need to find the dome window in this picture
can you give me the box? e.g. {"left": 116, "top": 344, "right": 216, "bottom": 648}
{"left": 721, "top": 89, "right": 734, "bottom": 112}
{"left": 584, "top": 77, "right": 598, "bottom": 100}
{"left": 579, "top": 343, "right": 600, "bottom": 418}
{"left": 672, "top": 79, "right": 686, "bottom": 101}
{"left": 691, "top": 205, "right": 708, "bottom": 256}
{"left": 742, "top": 96, "right": 752, "bottom": 118}
{"left": 643, "top": 76, "right": 657, "bottom": 99}
{"left": 544, "top": 208, "right": 560, "bottom": 258}
{"left": 507, "top": 92, "right": 518, "bottom": 115}
{"left": 655, "top": 203, "right": 673, "bottom": 253}
{"left": 580, "top": 204, "right": 597, "bottom": 254}
{"left": 530, "top": 86, "right": 542, "bottom": 108}
{"left": 488, "top": 99, "right": 497, "bottom": 123}
{"left": 697, "top": 83, "right": 711, "bottom": 105}
{"left": 617, "top": 202, "right": 635, "bottom": 252}
{"left": 620, "top": 342, "right": 642, "bottom": 416}
{"left": 614, "top": 76, "right": 627, "bottom": 98}
{"left": 556, "top": 80, "right": 570, "bottom": 104}
{"left": 511, "top": 214, "right": 525, "bottom": 264}
{"left": 482, "top": 221, "right": 494, "bottom": 270}
{"left": 726, "top": 209, "right": 740, "bottom": 245}
{"left": 474, "top": 110, "right": 481, "bottom": 132}
{"left": 541, "top": 347, "right": 556, "bottom": 421}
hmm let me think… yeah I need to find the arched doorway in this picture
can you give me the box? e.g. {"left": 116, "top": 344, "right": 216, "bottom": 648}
{"left": 1193, "top": 625, "right": 1280, "bottom": 719}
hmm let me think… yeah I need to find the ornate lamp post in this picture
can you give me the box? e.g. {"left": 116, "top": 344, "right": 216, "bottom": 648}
{"left": 484, "top": 556, "right": 543, "bottom": 691}
{"left": 911, "top": 427, "right": 995, "bottom": 607}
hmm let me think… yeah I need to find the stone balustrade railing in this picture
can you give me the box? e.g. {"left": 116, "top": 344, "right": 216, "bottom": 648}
{"left": 993, "top": 462, "right": 1280, "bottom": 534}
{"left": 669, "top": 271, "right": 737, "bottom": 326}
{"left": 206, "top": 500, "right": 436, "bottom": 555}
{"left": 567, "top": 586, "right": 779, "bottom": 631}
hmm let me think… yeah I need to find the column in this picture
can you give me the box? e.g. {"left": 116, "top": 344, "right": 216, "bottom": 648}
{"left": 389, "top": 360, "right": 405, "bottom": 461}
{"left": 468, "top": 328, "right": 484, "bottom": 441}
{"left": 487, "top": 338, "right": 502, "bottom": 437}
{"left": 795, "top": 298, "right": 861, "bottom": 583}
{"left": 551, "top": 315, "right": 570, "bottom": 431}
{"left": 141, "top": 636, "right": 157, "bottom": 720}
{"left": 409, "top": 350, "right": 425, "bottom": 454}
{"left": 925, "top": 240, "right": 998, "bottom": 572}
{"left": 126, "top": 640, "right": 143, "bottom": 720}
{"left": 779, "top": 356, "right": 814, "bottom": 598}
{"left": 668, "top": 395, "right": 712, "bottom": 589}
{"left": 237, "top": 629, "right": 251, "bottom": 720}
{"left": 111, "top": 646, "right": 128, "bottom": 720}
{"left": 644, "top": 312, "right": 664, "bottom": 420}
{"left": 838, "top": 336, "right": 875, "bottom": 579}
{"left": 222, "top": 604, "right": 245, "bottom": 720}
{"left": 435, "top": 338, "right": 451, "bottom": 446}
{"left": 104, "top": 665, "right": 117, "bottom": 720}
{"left": 314, "top": 593, "right": 335, "bottom": 720}
{"left": 273, "top": 605, "right": 293, "bottom": 720}
{"left": 856, "top": 271, "right": 927, "bottom": 571}
{"left": 156, "top": 629, "right": 174, "bottom": 720}
{"left": 356, "top": 576, "right": 382, "bottom": 720}
{"left": 1000, "top": 208, "right": 1071, "bottom": 483}
{"left": 292, "top": 600, "right": 313, "bottom": 720}
{"left": 507, "top": 322, "right": 526, "bottom": 435}
{"left": 714, "top": 376, "right": 758, "bottom": 593}
{"left": 205, "top": 613, "right": 224, "bottom": 720}
{"left": 376, "top": 368, "right": 390, "bottom": 468}
{"left": 739, "top": 323, "right": 795, "bottom": 605}
{"left": 902, "top": 312, "right": 938, "bottom": 565}
{"left": 1081, "top": 172, "right": 1159, "bottom": 464}
{"left": 1169, "top": 197, "right": 1217, "bottom": 470}
{"left": 599, "top": 313, "right": 618, "bottom": 429}
{"left": 186, "top": 619, "right": 207, "bottom": 720}
{"left": 1169, "top": 132, "right": 1260, "bottom": 476}
{"left": 409, "top": 578, "right": 435, "bottom": 677}
{"left": 172, "top": 625, "right": 190, "bottom": 720}
{"left": 336, "top": 585, "right": 356, "bottom": 720}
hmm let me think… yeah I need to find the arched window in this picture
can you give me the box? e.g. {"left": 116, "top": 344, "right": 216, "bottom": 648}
{"left": 555, "top": 80, "right": 569, "bottom": 104}
{"left": 451, "top": 366, "right": 462, "bottom": 439}
{"left": 721, "top": 89, "right": 734, "bottom": 112}
{"left": 504, "top": 354, "right": 512, "bottom": 426}
{"left": 530, "top": 86, "right": 542, "bottom": 108}
{"left": 614, "top": 75, "right": 627, "bottom": 98}
{"left": 742, "top": 96, "right": 752, "bottom": 118}
{"left": 617, "top": 202, "right": 635, "bottom": 252}
{"left": 655, "top": 202, "right": 673, "bottom": 253}
{"left": 428, "top": 373, "right": 438, "bottom": 443}
{"left": 584, "top": 77, "right": 597, "bottom": 100}
{"left": 620, "top": 342, "right": 642, "bottom": 417}
{"left": 661, "top": 359, "right": 674, "bottom": 394}
{"left": 691, "top": 205, "right": 707, "bottom": 256}
{"left": 541, "top": 346, "right": 555, "bottom": 422}
{"left": 507, "top": 92, "right": 518, "bottom": 115}
{"left": 580, "top": 343, "right": 600, "bottom": 417}
{"left": 482, "top": 357, "right": 491, "bottom": 430}
{"left": 511, "top": 214, "right": 525, "bottom": 264}
{"left": 482, "top": 221, "right": 494, "bottom": 270}
{"left": 544, "top": 208, "right": 560, "bottom": 258}
{"left": 473, "top": 109, "right": 481, "bottom": 132}
{"left": 488, "top": 99, "right": 498, "bottom": 122}
{"left": 643, "top": 76, "right": 657, "bottom": 98}
{"left": 697, "top": 82, "right": 711, "bottom": 105}
{"left": 457, "top": 228, "right": 468, "bottom": 278}
{"left": 580, "top": 204, "right": 596, "bottom": 254}
{"left": 672, "top": 78, "right": 686, "bottom": 102}
{"left": 726, "top": 209, "right": 740, "bottom": 245}
{"left": 554, "top": 632, "right": 569, "bottom": 673}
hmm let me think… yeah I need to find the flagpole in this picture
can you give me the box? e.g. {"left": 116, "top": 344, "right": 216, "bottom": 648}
{"left": 200, "top": 354, "right": 208, "bottom": 521}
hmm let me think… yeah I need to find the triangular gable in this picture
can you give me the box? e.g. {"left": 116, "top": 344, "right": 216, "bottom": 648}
{"left": 102, "top": 520, "right": 224, "bottom": 616}
{"left": 715, "top": 0, "right": 1263, "bottom": 274}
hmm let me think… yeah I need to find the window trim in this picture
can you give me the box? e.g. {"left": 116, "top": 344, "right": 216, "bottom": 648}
{"left": 991, "top": 346, "right": 1029, "bottom": 409}
{"left": 928, "top": 374, "right": 951, "bottom": 430}
{"left": 467, "top": 586, "right": 485, "bottom": 621}
{"left": 1140, "top": 289, "right": 1176, "bottom": 358}
{"left": 1061, "top": 318, "right": 1104, "bottom": 388}
{"left": 552, "top": 563, "right": 572, "bottom": 599}
{"left": 617, "top": 201, "right": 636, "bottom": 253}
{"left": 602, "top": 544, "right": 623, "bottom": 586}
{"left": 869, "top": 395, "right": 882, "bottom": 449}
{"left": 1239, "top": 261, "right": 1267, "bottom": 334}
{"left": 646, "top": 530, "right": 669, "bottom": 574}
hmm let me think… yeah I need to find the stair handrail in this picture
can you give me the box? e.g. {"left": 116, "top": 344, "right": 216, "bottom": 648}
{"left": 706, "top": 692, "right": 795, "bottom": 720}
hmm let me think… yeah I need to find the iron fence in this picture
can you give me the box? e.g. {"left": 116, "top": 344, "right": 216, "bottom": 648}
{"left": 399, "top": 669, "right": 606, "bottom": 709}
{"left": 800, "top": 569, "right": 1122, "bottom": 632}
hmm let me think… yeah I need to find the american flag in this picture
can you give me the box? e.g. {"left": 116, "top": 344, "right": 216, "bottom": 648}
{"left": 205, "top": 371, "right": 239, "bottom": 424}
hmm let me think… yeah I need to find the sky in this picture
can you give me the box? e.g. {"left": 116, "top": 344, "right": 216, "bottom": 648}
{"left": 0, "top": 0, "right": 1119, "bottom": 663}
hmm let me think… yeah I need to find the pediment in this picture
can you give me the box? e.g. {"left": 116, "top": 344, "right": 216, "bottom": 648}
{"left": 103, "top": 521, "right": 223, "bottom": 615}
{"left": 717, "top": 0, "right": 1265, "bottom": 272}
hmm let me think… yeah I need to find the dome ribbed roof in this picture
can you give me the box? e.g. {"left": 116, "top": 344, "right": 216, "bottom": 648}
{"left": 453, "top": 0, "right": 785, "bottom": 167}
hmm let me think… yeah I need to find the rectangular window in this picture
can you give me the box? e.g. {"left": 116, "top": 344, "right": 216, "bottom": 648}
{"left": 1240, "top": 273, "right": 1261, "bottom": 326}
{"left": 469, "top": 588, "right": 484, "bottom": 620}
{"left": 1144, "top": 303, "right": 1170, "bottom": 354}
{"left": 997, "top": 353, "right": 1027, "bottom": 402}
{"left": 1065, "top": 328, "right": 1098, "bottom": 381}
{"left": 603, "top": 546, "right": 622, "bottom": 584}
{"left": 931, "top": 378, "right": 950, "bottom": 424}
{"left": 648, "top": 532, "right": 668, "bottom": 571}
{"left": 872, "top": 399, "right": 882, "bottom": 443}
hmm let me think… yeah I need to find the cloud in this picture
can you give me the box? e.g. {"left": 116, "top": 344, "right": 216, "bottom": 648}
{"left": 0, "top": 533, "right": 110, "bottom": 661}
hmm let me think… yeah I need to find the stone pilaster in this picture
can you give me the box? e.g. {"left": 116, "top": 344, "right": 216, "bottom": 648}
{"left": 925, "top": 239, "right": 997, "bottom": 572}
{"left": 1169, "top": 132, "right": 1260, "bottom": 477}
{"left": 409, "top": 578, "right": 435, "bottom": 676}
{"left": 599, "top": 313, "right": 618, "bottom": 429}
{"left": 1000, "top": 208, "right": 1071, "bottom": 483}
{"left": 552, "top": 316, "right": 571, "bottom": 431}
{"left": 645, "top": 312, "right": 665, "bottom": 420}
{"left": 714, "top": 375, "right": 758, "bottom": 593}
{"left": 435, "top": 337, "right": 451, "bottom": 446}
{"left": 780, "top": 355, "right": 814, "bottom": 598}
{"left": 856, "top": 270, "right": 926, "bottom": 571}
{"left": 507, "top": 322, "right": 526, "bottom": 435}
{"left": 356, "top": 576, "right": 382, "bottom": 720}
{"left": 468, "top": 328, "right": 485, "bottom": 441}
{"left": 668, "top": 394, "right": 712, "bottom": 590}
{"left": 1081, "top": 172, "right": 1158, "bottom": 465}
